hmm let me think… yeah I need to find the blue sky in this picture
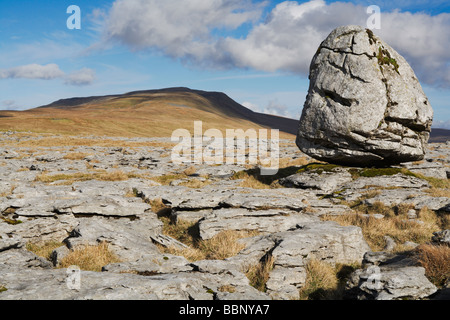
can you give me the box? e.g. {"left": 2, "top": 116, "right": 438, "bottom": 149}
{"left": 1, "top": 0, "right": 449, "bottom": 129}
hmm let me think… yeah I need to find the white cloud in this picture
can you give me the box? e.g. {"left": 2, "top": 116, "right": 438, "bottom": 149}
{"left": 241, "top": 100, "right": 293, "bottom": 118}
{"left": 1, "top": 100, "right": 19, "bottom": 110}
{"left": 104, "top": 0, "right": 264, "bottom": 58}
{"left": 64, "top": 68, "right": 96, "bottom": 86}
{"left": 222, "top": 0, "right": 450, "bottom": 87}
{"left": 262, "top": 100, "right": 292, "bottom": 118}
{"left": 432, "top": 120, "right": 450, "bottom": 130}
{"left": 0, "top": 64, "right": 64, "bottom": 80}
{"left": 241, "top": 101, "right": 261, "bottom": 112}
{"left": 0, "top": 63, "right": 95, "bottom": 86}
{"left": 102, "top": 0, "right": 450, "bottom": 88}
{"left": 376, "top": 11, "right": 450, "bottom": 88}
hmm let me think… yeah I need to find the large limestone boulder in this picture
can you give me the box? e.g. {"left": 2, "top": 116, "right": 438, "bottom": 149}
{"left": 297, "top": 25, "right": 433, "bottom": 166}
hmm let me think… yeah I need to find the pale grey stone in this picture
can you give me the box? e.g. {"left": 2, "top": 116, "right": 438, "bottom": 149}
{"left": 102, "top": 253, "right": 193, "bottom": 274}
{"left": 383, "top": 236, "right": 396, "bottom": 252}
{"left": 346, "top": 251, "right": 438, "bottom": 300}
{"left": 50, "top": 246, "right": 71, "bottom": 267}
{"left": 198, "top": 208, "right": 319, "bottom": 240}
{"left": 279, "top": 168, "right": 353, "bottom": 193}
{"left": 347, "top": 266, "right": 437, "bottom": 300}
{"left": 297, "top": 25, "right": 433, "bottom": 166}
{"left": 63, "top": 216, "right": 163, "bottom": 262}
{"left": 150, "top": 234, "right": 189, "bottom": 250}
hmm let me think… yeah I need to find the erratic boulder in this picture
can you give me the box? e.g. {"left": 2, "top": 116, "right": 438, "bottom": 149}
{"left": 297, "top": 25, "right": 433, "bottom": 166}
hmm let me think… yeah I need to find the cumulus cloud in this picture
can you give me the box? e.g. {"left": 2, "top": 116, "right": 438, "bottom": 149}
{"left": 242, "top": 100, "right": 292, "bottom": 118}
{"left": 105, "top": 0, "right": 264, "bottom": 57}
{"left": 1, "top": 100, "right": 20, "bottom": 110}
{"left": 0, "top": 63, "right": 65, "bottom": 80}
{"left": 102, "top": 0, "right": 450, "bottom": 88}
{"left": 262, "top": 100, "right": 292, "bottom": 118}
{"left": 222, "top": 0, "right": 450, "bottom": 87}
{"left": 432, "top": 120, "right": 450, "bottom": 130}
{"left": 241, "top": 101, "right": 261, "bottom": 112}
{"left": 64, "top": 68, "right": 96, "bottom": 86}
{"left": 0, "top": 63, "right": 95, "bottom": 86}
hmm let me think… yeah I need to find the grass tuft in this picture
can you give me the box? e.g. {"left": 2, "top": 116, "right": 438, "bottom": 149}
{"left": 58, "top": 242, "right": 121, "bottom": 272}
{"left": 246, "top": 255, "right": 275, "bottom": 292}
{"left": 35, "top": 170, "right": 142, "bottom": 184}
{"left": 158, "top": 216, "right": 254, "bottom": 261}
{"left": 26, "top": 241, "right": 64, "bottom": 261}
{"left": 298, "top": 260, "right": 361, "bottom": 300}
{"left": 414, "top": 244, "right": 450, "bottom": 287}
{"left": 322, "top": 204, "right": 442, "bottom": 252}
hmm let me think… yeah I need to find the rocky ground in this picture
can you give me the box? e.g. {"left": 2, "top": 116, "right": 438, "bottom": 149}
{"left": 0, "top": 131, "right": 449, "bottom": 300}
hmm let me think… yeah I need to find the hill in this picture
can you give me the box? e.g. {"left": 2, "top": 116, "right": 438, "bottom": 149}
{"left": 429, "top": 128, "right": 450, "bottom": 143}
{"left": 0, "top": 87, "right": 448, "bottom": 142}
{"left": 0, "top": 87, "right": 297, "bottom": 139}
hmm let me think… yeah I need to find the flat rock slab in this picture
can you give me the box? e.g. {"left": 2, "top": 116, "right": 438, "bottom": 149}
{"left": 0, "top": 260, "right": 270, "bottom": 300}
{"left": 198, "top": 208, "right": 319, "bottom": 240}
{"left": 280, "top": 168, "right": 353, "bottom": 193}
{"left": 63, "top": 216, "right": 163, "bottom": 262}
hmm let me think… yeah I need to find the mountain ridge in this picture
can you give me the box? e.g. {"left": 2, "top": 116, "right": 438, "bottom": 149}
{"left": 0, "top": 87, "right": 298, "bottom": 138}
{"left": 1, "top": 87, "right": 449, "bottom": 142}
{"left": 37, "top": 87, "right": 299, "bottom": 135}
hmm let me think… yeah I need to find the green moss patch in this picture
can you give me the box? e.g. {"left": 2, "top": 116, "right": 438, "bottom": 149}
{"left": 296, "top": 163, "right": 341, "bottom": 175}
{"left": 377, "top": 47, "right": 399, "bottom": 74}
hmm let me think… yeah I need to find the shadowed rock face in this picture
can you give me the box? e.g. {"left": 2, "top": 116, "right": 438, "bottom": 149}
{"left": 297, "top": 25, "right": 433, "bottom": 166}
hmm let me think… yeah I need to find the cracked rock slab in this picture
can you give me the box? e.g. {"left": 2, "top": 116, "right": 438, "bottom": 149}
{"left": 346, "top": 251, "right": 438, "bottom": 300}
{"left": 198, "top": 208, "right": 319, "bottom": 240}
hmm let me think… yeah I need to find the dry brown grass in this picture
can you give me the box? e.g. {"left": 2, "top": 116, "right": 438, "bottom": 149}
{"left": 26, "top": 241, "right": 121, "bottom": 272}
{"left": 35, "top": 169, "right": 144, "bottom": 184}
{"left": 231, "top": 158, "right": 315, "bottom": 190}
{"left": 26, "top": 241, "right": 64, "bottom": 260}
{"left": 197, "top": 230, "right": 251, "bottom": 260}
{"left": 63, "top": 152, "right": 90, "bottom": 160}
{"left": 414, "top": 244, "right": 450, "bottom": 287}
{"left": 218, "top": 285, "right": 236, "bottom": 293}
{"left": 0, "top": 185, "right": 16, "bottom": 197}
{"left": 158, "top": 217, "right": 255, "bottom": 261}
{"left": 298, "top": 260, "right": 360, "bottom": 300}
{"left": 299, "top": 259, "right": 338, "bottom": 300}
{"left": 237, "top": 173, "right": 271, "bottom": 189}
{"left": 0, "top": 91, "right": 295, "bottom": 140}
{"left": 150, "top": 173, "right": 186, "bottom": 185}
{"left": 150, "top": 172, "right": 212, "bottom": 188}
{"left": 245, "top": 255, "right": 275, "bottom": 292}
{"left": 147, "top": 197, "right": 170, "bottom": 214}
{"left": 0, "top": 134, "right": 176, "bottom": 149}
{"left": 59, "top": 242, "right": 121, "bottom": 272}
{"left": 322, "top": 205, "right": 442, "bottom": 252}
{"left": 278, "top": 156, "right": 311, "bottom": 168}
{"left": 424, "top": 187, "right": 450, "bottom": 198}
{"left": 178, "top": 178, "right": 212, "bottom": 189}
{"left": 162, "top": 229, "right": 252, "bottom": 262}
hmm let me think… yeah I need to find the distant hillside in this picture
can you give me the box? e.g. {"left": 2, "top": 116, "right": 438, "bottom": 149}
{"left": 2, "top": 87, "right": 448, "bottom": 143}
{"left": 429, "top": 128, "right": 450, "bottom": 143}
{"left": 0, "top": 87, "right": 297, "bottom": 138}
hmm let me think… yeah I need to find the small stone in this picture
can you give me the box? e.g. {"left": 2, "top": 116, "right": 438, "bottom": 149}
{"left": 407, "top": 209, "right": 417, "bottom": 220}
